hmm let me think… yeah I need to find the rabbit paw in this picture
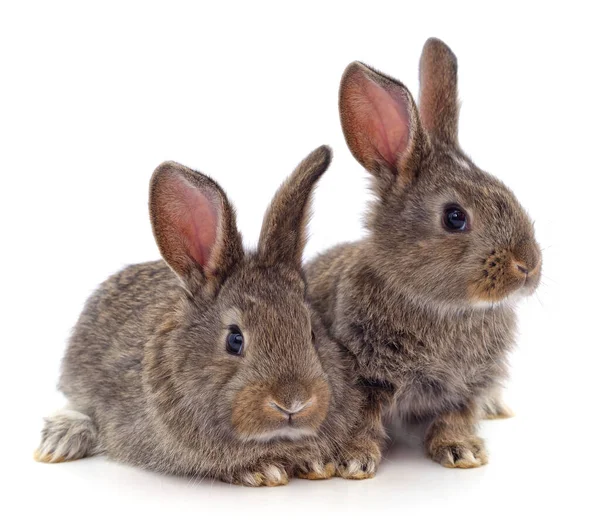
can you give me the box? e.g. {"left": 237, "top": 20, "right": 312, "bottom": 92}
{"left": 296, "top": 460, "right": 336, "bottom": 480}
{"left": 335, "top": 440, "right": 381, "bottom": 480}
{"left": 34, "top": 408, "right": 97, "bottom": 463}
{"left": 231, "top": 465, "right": 289, "bottom": 487}
{"left": 428, "top": 436, "right": 488, "bottom": 469}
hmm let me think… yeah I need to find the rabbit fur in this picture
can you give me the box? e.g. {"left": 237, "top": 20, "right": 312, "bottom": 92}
{"left": 36, "top": 146, "right": 377, "bottom": 485}
{"left": 306, "top": 38, "right": 541, "bottom": 469}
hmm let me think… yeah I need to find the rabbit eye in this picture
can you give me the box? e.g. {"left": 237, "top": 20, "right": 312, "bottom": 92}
{"left": 226, "top": 326, "right": 244, "bottom": 356}
{"left": 443, "top": 205, "right": 469, "bottom": 232}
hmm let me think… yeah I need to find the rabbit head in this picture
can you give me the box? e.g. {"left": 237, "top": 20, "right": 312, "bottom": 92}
{"left": 148, "top": 146, "right": 332, "bottom": 445}
{"left": 339, "top": 38, "right": 541, "bottom": 310}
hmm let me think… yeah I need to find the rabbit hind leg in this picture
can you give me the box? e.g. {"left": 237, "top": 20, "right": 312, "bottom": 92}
{"left": 34, "top": 406, "right": 99, "bottom": 463}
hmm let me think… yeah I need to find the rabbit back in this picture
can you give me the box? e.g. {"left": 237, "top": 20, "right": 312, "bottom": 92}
{"left": 59, "top": 260, "right": 177, "bottom": 463}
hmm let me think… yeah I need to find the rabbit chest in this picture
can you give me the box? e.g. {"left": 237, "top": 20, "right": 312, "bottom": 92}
{"left": 345, "top": 306, "right": 517, "bottom": 417}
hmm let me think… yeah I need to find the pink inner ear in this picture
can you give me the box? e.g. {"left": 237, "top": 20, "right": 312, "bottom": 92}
{"left": 345, "top": 71, "right": 411, "bottom": 168}
{"left": 168, "top": 176, "right": 219, "bottom": 270}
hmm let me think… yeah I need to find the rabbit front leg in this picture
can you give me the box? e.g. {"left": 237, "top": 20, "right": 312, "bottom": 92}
{"left": 224, "top": 463, "right": 290, "bottom": 487}
{"left": 333, "top": 383, "right": 389, "bottom": 480}
{"left": 335, "top": 426, "right": 383, "bottom": 480}
{"left": 425, "top": 400, "right": 488, "bottom": 468}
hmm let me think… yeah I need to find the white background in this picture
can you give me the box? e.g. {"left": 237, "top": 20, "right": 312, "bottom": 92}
{"left": 1, "top": 1, "right": 598, "bottom": 523}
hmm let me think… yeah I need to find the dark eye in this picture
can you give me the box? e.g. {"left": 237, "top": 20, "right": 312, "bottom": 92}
{"left": 226, "top": 326, "right": 244, "bottom": 356}
{"left": 443, "top": 205, "right": 469, "bottom": 232}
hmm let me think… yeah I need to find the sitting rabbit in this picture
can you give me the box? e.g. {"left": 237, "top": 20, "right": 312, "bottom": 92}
{"left": 307, "top": 39, "right": 541, "bottom": 469}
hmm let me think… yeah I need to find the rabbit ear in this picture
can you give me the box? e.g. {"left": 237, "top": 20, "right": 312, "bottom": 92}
{"left": 257, "top": 146, "right": 332, "bottom": 269}
{"left": 150, "top": 162, "right": 244, "bottom": 294}
{"left": 339, "top": 62, "right": 428, "bottom": 193}
{"left": 418, "top": 37, "right": 459, "bottom": 144}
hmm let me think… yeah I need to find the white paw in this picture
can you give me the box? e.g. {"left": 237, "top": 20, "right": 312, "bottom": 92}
{"left": 35, "top": 408, "right": 97, "bottom": 463}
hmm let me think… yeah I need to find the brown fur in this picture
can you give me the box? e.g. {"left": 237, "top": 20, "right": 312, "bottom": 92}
{"left": 36, "top": 146, "right": 378, "bottom": 486}
{"left": 231, "top": 378, "right": 331, "bottom": 438}
{"left": 307, "top": 38, "right": 541, "bottom": 469}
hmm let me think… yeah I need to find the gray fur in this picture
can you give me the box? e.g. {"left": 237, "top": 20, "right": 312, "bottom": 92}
{"left": 307, "top": 38, "right": 541, "bottom": 469}
{"left": 37, "top": 146, "right": 376, "bottom": 485}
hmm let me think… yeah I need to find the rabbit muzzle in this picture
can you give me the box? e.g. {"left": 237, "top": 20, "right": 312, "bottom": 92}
{"left": 231, "top": 377, "right": 331, "bottom": 442}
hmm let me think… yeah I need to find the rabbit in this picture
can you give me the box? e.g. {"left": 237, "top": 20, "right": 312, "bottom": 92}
{"left": 306, "top": 38, "right": 541, "bottom": 469}
{"left": 35, "top": 146, "right": 379, "bottom": 485}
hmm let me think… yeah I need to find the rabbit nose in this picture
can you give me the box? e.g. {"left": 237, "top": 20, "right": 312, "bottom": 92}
{"left": 270, "top": 398, "right": 314, "bottom": 417}
{"left": 511, "top": 241, "right": 541, "bottom": 279}
{"left": 515, "top": 263, "right": 529, "bottom": 275}
{"left": 511, "top": 257, "right": 540, "bottom": 279}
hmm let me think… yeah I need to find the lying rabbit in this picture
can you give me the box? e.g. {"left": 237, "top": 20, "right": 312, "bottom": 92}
{"left": 307, "top": 38, "right": 541, "bottom": 469}
{"left": 35, "top": 146, "right": 377, "bottom": 485}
